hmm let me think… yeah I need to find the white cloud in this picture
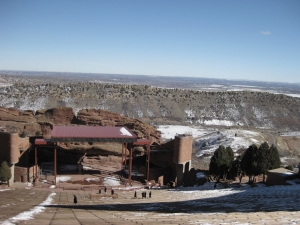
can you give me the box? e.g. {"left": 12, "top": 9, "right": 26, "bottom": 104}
{"left": 260, "top": 30, "right": 271, "bottom": 35}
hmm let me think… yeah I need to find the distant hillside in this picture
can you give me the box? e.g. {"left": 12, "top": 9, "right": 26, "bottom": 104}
{"left": 1, "top": 74, "right": 300, "bottom": 131}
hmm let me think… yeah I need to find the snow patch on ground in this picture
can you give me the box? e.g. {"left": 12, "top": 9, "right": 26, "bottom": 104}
{"left": 202, "top": 119, "right": 235, "bottom": 126}
{"left": 85, "top": 178, "right": 100, "bottom": 182}
{"left": 103, "top": 176, "right": 120, "bottom": 186}
{"left": 55, "top": 176, "right": 71, "bottom": 183}
{"left": 2, "top": 192, "right": 56, "bottom": 225}
{"left": 280, "top": 131, "right": 300, "bottom": 136}
{"left": 157, "top": 125, "right": 207, "bottom": 140}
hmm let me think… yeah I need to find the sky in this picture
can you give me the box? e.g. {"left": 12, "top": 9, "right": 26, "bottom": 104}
{"left": 0, "top": 0, "right": 299, "bottom": 83}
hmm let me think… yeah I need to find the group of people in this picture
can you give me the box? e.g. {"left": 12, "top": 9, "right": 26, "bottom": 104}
{"left": 73, "top": 189, "right": 152, "bottom": 204}
{"left": 98, "top": 187, "right": 114, "bottom": 195}
{"left": 134, "top": 191, "right": 151, "bottom": 199}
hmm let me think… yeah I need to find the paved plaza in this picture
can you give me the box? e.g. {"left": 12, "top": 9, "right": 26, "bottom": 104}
{"left": 1, "top": 183, "right": 300, "bottom": 225}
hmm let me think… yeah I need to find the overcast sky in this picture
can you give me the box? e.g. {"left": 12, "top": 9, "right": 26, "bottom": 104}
{"left": 0, "top": 1, "right": 299, "bottom": 83}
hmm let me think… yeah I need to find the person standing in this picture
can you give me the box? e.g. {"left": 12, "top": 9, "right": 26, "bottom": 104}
{"left": 74, "top": 195, "right": 77, "bottom": 204}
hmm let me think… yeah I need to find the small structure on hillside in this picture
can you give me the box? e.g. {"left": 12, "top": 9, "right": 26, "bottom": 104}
{"left": 266, "top": 168, "right": 298, "bottom": 186}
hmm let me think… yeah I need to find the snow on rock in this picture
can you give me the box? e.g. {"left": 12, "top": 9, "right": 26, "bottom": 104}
{"left": 2, "top": 192, "right": 56, "bottom": 225}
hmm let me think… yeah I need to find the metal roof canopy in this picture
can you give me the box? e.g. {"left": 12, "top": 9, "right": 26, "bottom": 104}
{"left": 50, "top": 126, "right": 137, "bottom": 143}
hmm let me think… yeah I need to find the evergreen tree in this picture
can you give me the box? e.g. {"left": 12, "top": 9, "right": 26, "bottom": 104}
{"left": 209, "top": 145, "right": 234, "bottom": 181}
{"left": 268, "top": 144, "right": 281, "bottom": 169}
{"left": 0, "top": 161, "right": 12, "bottom": 186}
{"left": 230, "top": 154, "right": 244, "bottom": 183}
{"left": 258, "top": 142, "right": 270, "bottom": 181}
{"left": 240, "top": 144, "right": 261, "bottom": 183}
{"left": 241, "top": 142, "right": 281, "bottom": 183}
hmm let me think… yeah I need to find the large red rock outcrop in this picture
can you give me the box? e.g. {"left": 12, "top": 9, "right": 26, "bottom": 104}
{"left": 0, "top": 106, "right": 161, "bottom": 143}
{"left": 76, "top": 109, "right": 161, "bottom": 143}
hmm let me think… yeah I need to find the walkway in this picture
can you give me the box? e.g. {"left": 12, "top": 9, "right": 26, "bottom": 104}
{"left": 1, "top": 183, "right": 300, "bottom": 224}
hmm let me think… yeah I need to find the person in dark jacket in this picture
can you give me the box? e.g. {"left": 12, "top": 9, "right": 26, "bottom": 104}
{"left": 74, "top": 195, "right": 77, "bottom": 204}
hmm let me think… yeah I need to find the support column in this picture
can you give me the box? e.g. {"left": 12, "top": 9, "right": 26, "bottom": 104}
{"left": 125, "top": 143, "right": 127, "bottom": 167}
{"left": 35, "top": 146, "right": 39, "bottom": 185}
{"left": 54, "top": 145, "right": 57, "bottom": 186}
{"left": 121, "top": 143, "right": 124, "bottom": 167}
{"left": 146, "top": 145, "right": 150, "bottom": 182}
{"left": 129, "top": 147, "right": 133, "bottom": 186}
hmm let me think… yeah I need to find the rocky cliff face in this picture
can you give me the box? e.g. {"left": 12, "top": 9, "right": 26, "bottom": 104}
{"left": 0, "top": 106, "right": 161, "bottom": 143}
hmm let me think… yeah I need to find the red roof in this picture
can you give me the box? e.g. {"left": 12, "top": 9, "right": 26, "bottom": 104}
{"left": 51, "top": 126, "right": 137, "bottom": 143}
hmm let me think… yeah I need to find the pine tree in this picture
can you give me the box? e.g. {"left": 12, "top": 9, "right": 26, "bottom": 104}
{"left": 0, "top": 161, "right": 12, "bottom": 186}
{"left": 209, "top": 145, "right": 234, "bottom": 181}
{"left": 241, "top": 142, "right": 281, "bottom": 183}
{"left": 241, "top": 144, "right": 261, "bottom": 183}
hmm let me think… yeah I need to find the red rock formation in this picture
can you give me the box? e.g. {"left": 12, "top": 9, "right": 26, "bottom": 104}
{"left": 0, "top": 106, "right": 161, "bottom": 143}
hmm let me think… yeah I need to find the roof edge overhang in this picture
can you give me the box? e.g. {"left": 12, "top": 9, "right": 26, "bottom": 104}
{"left": 50, "top": 137, "right": 138, "bottom": 143}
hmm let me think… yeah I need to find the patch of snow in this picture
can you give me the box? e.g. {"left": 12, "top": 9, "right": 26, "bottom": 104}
{"left": 146, "top": 108, "right": 155, "bottom": 117}
{"left": 202, "top": 119, "right": 235, "bottom": 126}
{"left": 136, "top": 107, "right": 143, "bottom": 118}
{"left": 85, "top": 178, "right": 100, "bottom": 182}
{"left": 286, "top": 93, "right": 300, "bottom": 98}
{"left": 83, "top": 166, "right": 92, "bottom": 170}
{"left": 55, "top": 176, "right": 71, "bottom": 183}
{"left": 120, "top": 127, "right": 132, "bottom": 136}
{"left": 185, "top": 109, "right": 195, "bottom": 117}
{"left": 103, "top": 176, "right": 120, "bottom": 186}
{"left": 2, "top": 192, "right": 56, "bottom": 225}
{"left": 280, "top": 131, "right": 300, "bottom": 136}
{"left": 157, "top": 125, "right": 207, "bottom": 140}
{"left": 25, "top": 182, "right": 33, "bottom": 187}
{"left": 196, "top": 172, "right": 205, "bottom": 178}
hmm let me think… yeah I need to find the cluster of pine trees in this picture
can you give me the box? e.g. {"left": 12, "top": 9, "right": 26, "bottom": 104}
{"left": 209, "top": 142, "right": 281, "bottom": 183}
